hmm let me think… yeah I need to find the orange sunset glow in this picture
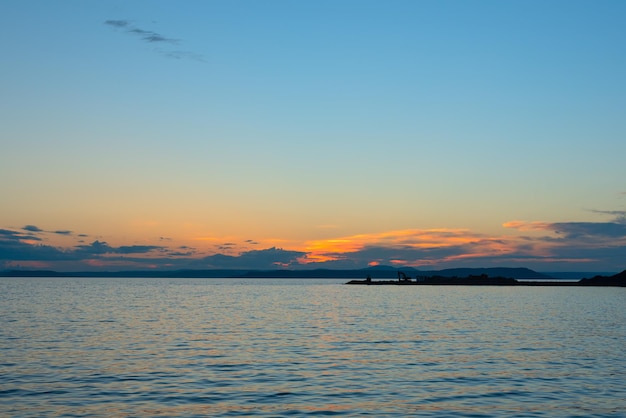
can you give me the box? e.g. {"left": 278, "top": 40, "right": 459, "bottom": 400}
{"left": 1, "top": 1, "right": 625, "bottom": 274}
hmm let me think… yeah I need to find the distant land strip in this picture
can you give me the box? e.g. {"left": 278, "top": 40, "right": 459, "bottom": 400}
{"left": 1, "top": 266, "right": 624, "bottom": 286}
{"left": 346, "top": 272, "right": 626, "bottom": 287}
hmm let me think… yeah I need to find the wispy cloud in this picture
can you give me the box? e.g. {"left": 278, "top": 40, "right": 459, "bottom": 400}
{"left": 161, "top": 50, "right": 205, "bottom": 62}
{"left": 504, "top": 211, "right": 626, "bottom": 239}
{"left": 590, "top": 209, "right": 626, "bottom": 223}
{"left": 104, "top": 19, "right": 204, "bottom": 62}
{"left": 302, "top": 228, "right": 488, "bottom": 263}
{"left": 299, "top": 228, "right": 516, "bottom": 269}
{"left": 1, "top": 228, "right": 37, "bottom": 241}
{"left": 104, "top": 20, "right": 178, "bottom": 44}
{"left": 500, "top": 212, "right": 626, "bottom": 271}
{"left": 502, "top": 221, "right": 551, "bottom": 231}
{"left": 217, "top": 242, "right": 237, "bottom": 251}
{"left": 18, "top": 225, "right": 79, "bottom": 238}
{"left": 104, "top": 19, "right": 128, "bottom": 29}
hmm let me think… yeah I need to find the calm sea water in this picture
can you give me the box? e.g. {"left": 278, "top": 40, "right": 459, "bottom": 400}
{"left": 1, "top": 278, "right": 624, "bottom": 417}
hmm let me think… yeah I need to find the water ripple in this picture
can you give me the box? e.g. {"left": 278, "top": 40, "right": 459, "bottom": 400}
{"left": 1, "top": 278, "right": 624, "bottom": 417}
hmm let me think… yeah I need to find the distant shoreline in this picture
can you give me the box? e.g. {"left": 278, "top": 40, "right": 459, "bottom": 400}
{"left": 346, "top": 273, "right": 626, "bottom": 287}
{"left": 1, "top": 267, "right": 624, "bottom": 285}
{"left": 346, "top": 281, "right": 623, "bottom": 287}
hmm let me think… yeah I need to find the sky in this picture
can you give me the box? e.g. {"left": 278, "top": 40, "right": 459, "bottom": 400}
{"left": 1, "top": 0, "right": 625, "bottom": 273}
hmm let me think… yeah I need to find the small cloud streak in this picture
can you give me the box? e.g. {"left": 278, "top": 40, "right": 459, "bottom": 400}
{"left": 502, "top": 221, "right": 551, "bottom": 231}
{"left": 104, "top": 19, "right": 204, "bottom": 62}
{"left": 104, "top": 19, "right": 128, "bottom": 29}
{"left": 104, "top": 20, "right": 177, "bottom": 44}
{"left": 23, "top": 225, "right": 44, "bottom": 232}
{"left": 127, "top": 28, "right": 178, "bottom": 44}
{"left": 591, "top": 209, "right": 626, "bottom": 222}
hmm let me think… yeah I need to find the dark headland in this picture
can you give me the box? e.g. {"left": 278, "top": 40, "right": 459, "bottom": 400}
{"left": 346, "top": 269, "right": 626, "bottom": 287}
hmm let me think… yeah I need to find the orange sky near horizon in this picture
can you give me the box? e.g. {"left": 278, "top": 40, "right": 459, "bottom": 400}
{"left": 1, "top": 1, "right": 625, "bottom": 272}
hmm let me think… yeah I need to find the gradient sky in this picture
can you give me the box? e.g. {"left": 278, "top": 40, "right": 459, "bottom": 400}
{"left": 2, "top": 0, "right": 625, "bottom": 272}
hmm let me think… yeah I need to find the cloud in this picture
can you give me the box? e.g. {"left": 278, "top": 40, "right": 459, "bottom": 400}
{"left": 117, "top": 245, "right": 164, "bottom": 254}
{"left": 502, "top": 221, "right": 551, "bottom": 231}
{"left": 216, "top": 242, "right": 237, "bottom": 251}
{"left": 19, "top": 225, "right": 78, "bottom": 237}
{"left": 167, "top": 250, "right": 196, "bottom": 257}
{"left": 302, "top": 228, "right": 488, "bottom": 263}
{"left": 504, "top": 220, "right": 626, "bottom": 239}
{"left": 301, "top": 235, "right": 514, "bottom": 270}
{"left": 23, "top": 225, "right": 44, "bottom": 232}
{"left": 590, "top": 209, "right": 626, "bottom": 222}
{"left": 73, "top": 241, "right": 164, "bottom": 256}
{"left": 104, "top": 19, "right": 203, "bottom": 61}
{"left": 1, "top": 230, "right": 70, "bottom": 263}
{"left": 1, "top": 229, "right": 26, "bottom": 239}
{"left": 551, "top": 222, "right": 626, "bottom": 239}
{"left": 0, "top": 233, "right": 172, "bottom": 271}
{"left": 202, "top": 247, "right": 307, "bottom": 269}
{"left": 4, "top": 209, "right": 626, "bottom": 272}
{"left": 74, "top": 240, "right": 112, "bottom": 255}
{"left": 104, "top": 19, "right": 129, "bottom": 29}
{"left": 161, "top": 50, "right": 205, "bottom": 62}
{"left": 499, "top": 214, "right": 626, "bottom": 271}
{"left": 127, "top": 28, "right": 178, "bottom": 44}
{"left": 300, "top": 216, "right": 626, "bottom": 271}
{"left": 1, "top": 228, "right": 41, "bottom": 242}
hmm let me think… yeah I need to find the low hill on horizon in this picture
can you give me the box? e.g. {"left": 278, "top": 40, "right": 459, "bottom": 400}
{"left": 418, "top": 267, "right": 551, "bottom": 280}
{"left": 0, "top": 266, "right": 589, "bottom": 280}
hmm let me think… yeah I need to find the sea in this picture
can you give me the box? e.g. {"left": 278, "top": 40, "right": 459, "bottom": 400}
{"left": 1, "top": 277, "right": 624, "bottom": 417}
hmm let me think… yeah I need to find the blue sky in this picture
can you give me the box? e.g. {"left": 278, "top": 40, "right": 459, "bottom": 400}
{"left": 1, "top": 0, "right": 625, "bottom": 272}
